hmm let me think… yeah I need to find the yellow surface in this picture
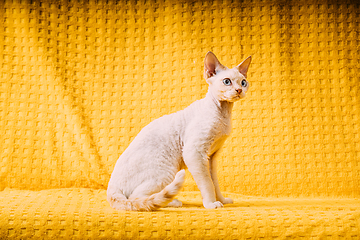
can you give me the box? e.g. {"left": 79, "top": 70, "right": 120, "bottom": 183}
{"left": 0, "top": 0, "right": 360, "bottom": 239}
{"left": 1, "top": 189, "right": 360, "bottom": 239}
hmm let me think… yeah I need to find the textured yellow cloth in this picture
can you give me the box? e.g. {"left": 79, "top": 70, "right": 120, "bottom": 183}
{"left": 1, "top": 189, "right": 360, "bottom": 239}
{"left": 0, "top": 0, "right": 359, "bottom": 239}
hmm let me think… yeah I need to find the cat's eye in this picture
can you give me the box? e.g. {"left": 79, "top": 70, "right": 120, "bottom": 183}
{"left": 241, "top": 79, "right": 247, "bottom": 87}
{"left": 223, "top": 78, "right": 232, "bottom": 86}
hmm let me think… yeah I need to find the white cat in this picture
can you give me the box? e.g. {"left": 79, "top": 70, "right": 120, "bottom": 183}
{"left": 107, "top": 52, "right": 251, "bottom": 211}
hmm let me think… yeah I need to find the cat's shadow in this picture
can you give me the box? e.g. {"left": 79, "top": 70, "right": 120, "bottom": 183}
{"left": 166, "top": 198, "right": 355, "bottom": 211}
{"left": 164, "top": 200, "right": 251, "bottom": 211}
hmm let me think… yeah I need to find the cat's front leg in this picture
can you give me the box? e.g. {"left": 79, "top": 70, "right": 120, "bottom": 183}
{"left": 183, "top": 146, "right": 223, "bottom": 209}
{"left": 210, "top": 152, "right": 233, "bottom": 205}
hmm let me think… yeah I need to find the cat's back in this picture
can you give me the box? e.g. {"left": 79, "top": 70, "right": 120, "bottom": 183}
{"left": 117, "top": 98, "right": 206, "bottom": 160}
{"left": 109, "top": 108, "right": 189, "bottom": 189}
{"left": 145, "top": 99, "right": 203, "bottom": 134}
{"left": 124, "top": 107, "right": 187, "bottom": 151}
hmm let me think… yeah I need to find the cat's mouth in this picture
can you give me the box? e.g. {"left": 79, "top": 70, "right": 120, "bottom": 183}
{"left": 226, "top": 95, "right": 241, "bottom": 102}
{"left": 222, "top": 91, "right": 245, "bottom": 102}
{"left": 232, "top": 93, "right": 245, "bottom": 101}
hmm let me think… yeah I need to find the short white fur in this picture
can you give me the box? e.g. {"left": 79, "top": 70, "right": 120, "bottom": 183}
{"left": 107, "top": 52, "right": 252, "bottom": 211}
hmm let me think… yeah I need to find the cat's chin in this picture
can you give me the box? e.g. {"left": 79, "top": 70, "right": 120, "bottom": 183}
{"left": 222, "top": 99, "right": 240, "bottom": 103}
{"left": 226, "top": 95, "right": 244, "bottom": 102}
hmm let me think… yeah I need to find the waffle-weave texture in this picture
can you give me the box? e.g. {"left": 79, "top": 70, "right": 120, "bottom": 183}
{"left": 0, "top": 0, "right": 360, "bottom": 239}
{"left": 1, "top": 0, "right": 359, "bottom": 197}
{"left": 1, "top": 189, "right": 359, "bottom": 239}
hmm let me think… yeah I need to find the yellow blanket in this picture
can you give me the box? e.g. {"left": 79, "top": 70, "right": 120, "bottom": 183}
{"left": 1, "top": 189, "right": 360, "bottom": 239}
{"left": 0, "top": 0, "right": 359, "bottom": 239}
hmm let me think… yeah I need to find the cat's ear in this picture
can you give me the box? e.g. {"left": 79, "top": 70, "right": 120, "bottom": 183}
{"left": 236, "top": 56, "right": 252, "bottom": 78}
{"left": 204, "top": 51, "right": 226, "bottom": 79}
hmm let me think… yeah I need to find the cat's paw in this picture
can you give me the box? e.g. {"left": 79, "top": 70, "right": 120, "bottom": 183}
{"left": 221, "top": 197, "right": 233, "bottom": 205}
{"left": 167, "top": 199, "right": 183, "bottom": 208}
{"left": 204, "top": 201, "right": 224, "bottom": 209}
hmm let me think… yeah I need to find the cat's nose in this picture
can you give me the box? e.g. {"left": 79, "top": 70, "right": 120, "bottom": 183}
{"left": 236, "top": 88, "right": 242, "bottom": 94}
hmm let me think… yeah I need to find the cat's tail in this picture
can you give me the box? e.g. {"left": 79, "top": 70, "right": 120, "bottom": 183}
{"left": 108, "top": 169, "right": 186, "bottom": 211}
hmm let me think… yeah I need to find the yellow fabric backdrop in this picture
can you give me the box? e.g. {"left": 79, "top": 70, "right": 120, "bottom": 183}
{"left": 0, "top": 0, "right": 359, "bottom": 239}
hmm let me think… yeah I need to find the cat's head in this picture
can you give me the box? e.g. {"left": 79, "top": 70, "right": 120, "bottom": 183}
{"left": 204, "top": 52, "right": 251, "bottom": 102}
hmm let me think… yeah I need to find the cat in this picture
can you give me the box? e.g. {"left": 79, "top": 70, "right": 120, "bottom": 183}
{"left": 107, "top": 52, "right": 251, "bottom": 211}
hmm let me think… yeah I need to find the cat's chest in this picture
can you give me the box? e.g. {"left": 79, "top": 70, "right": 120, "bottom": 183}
{"left": 207, "top": 116, "right": 232, "bottom": 155}
{"left": 183, "top": 97, "right": 233, "bottom": 155}
{"left": 209, "top": 134, "right": 228, "bottom": 155}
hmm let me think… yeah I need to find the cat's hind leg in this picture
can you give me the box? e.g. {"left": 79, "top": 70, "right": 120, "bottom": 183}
{"left": 128, "top": 169, "right": 185, "bottom": 201}
{"left": 119, "top": 170, "right": 185, "bottom": 211}
{"left": 166, "top": 199, "right": 182, "bottom": 208}
{"left": 129, "top": 180, "right": 164, "bottom": 199}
